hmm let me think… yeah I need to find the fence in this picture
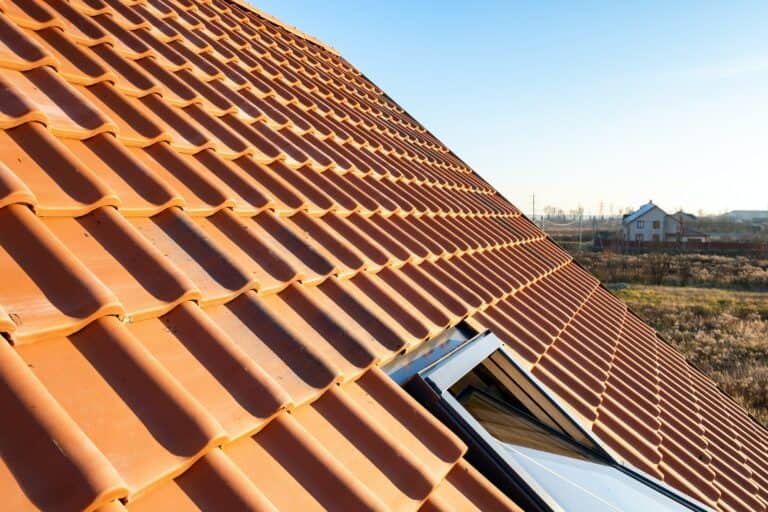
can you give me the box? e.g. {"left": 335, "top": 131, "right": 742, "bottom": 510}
{"left": 595, "top": 239, "right": 768, "bottom": 257}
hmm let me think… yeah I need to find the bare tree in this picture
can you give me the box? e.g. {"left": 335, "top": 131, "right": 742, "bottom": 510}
{"left": 646, "top": 252, "right": 674, "bottom": 285}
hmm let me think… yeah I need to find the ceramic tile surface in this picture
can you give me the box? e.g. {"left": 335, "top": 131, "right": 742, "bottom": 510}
{"left": 0, "top": 1, "right": 763, "bottom": 511}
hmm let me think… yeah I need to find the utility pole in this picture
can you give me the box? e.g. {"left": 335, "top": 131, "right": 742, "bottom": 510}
{"left": 593, "top": 215, "right": 598, "bottom": 247}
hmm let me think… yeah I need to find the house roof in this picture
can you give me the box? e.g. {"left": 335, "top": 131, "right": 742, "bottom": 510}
{"left": 673, "top": 210, "right": 697, "bottom": 220}
{"left": 723, "top": 211, "right": 768, "bottom": 220}
{"left": 0, "top": 1, "right": 765, "bottom": 511}
{"left": 623, "top": 202, "right": 663, "bottom": 224}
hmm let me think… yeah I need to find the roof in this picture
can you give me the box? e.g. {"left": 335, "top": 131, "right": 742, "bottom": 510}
{"left": 227, "top": 0, "right": 340, "bottom": 56}
{"left": 723, "top": 211, "right": 768, "bottom": 220}
{"left": 623, "top": 202, "right": 663, "bottom": 224}
{"left": 673, "top": 210, "right": 697, "bottom": 220}
{"left": 0, "top": 1, "right": 765, "bottom": 511}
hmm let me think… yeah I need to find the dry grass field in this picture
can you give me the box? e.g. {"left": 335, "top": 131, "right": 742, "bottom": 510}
{"left": 571, "top": 251, "right": 768, "bottom": 427}
{"left": 576, "top": 252, "right": 768, "bottom": 290}
{"left": 614, "top": 285, "right": 768, "bottom": 427}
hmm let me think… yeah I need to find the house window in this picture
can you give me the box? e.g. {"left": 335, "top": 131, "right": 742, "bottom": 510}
{"left": 636, "top": 233, "right": 644, "bottom": 242}
{"left": 636, "top": 220, "right": 644, "bottom": 229}
{"left": 652, "top": 221, "right": 661, "bottom": 229}
{"left": 386, "top": 329, "right": 707, "bottom": 511}
{"left": 652, "top": 234, "right": 660, "bottom": 242}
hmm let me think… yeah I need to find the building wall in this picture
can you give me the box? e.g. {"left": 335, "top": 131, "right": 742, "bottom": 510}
{"left": 623, "top": 207, "right": 679, "bottom": 241}
{"left": 664, "top": 216, "right": 680, "bottom": 241}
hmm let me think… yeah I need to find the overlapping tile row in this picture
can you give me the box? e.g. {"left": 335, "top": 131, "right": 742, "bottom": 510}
{"left": 0, "top": 0, "right": 762, "bottom": 511}
{"left": 0, "top": 0, "right": 498, "bottom": 200}
{"left": 0, "top": 0, "right": 528, "bottom": 509}
{"left": 471, "top": 266, "right": 768, "bottom": 511}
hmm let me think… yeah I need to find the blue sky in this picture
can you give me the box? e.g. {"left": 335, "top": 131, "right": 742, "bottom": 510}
{"left": 253, "top": 1, "right": 768, "bottom": 215}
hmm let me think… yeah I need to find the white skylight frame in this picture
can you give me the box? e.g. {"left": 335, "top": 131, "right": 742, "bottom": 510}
{"left": 396, "top": 329, "right": 715, "bottom": 512}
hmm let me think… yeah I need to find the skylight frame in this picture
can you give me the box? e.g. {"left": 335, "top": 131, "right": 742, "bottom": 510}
{"left": 398, "top": 329, "right": 714, "bottom": 512}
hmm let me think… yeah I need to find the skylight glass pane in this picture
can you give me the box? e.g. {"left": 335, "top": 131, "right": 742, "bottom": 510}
{"left": 462, "top": 390, "right": 690, "bottom": 511}
{"left": 502, "top": 444, "right": 690, "bottom": 512}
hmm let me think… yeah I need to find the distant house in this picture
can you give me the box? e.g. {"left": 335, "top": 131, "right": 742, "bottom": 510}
{"left": 671, "top": 211, "right": 709, "bottom": 242}
{"left": 622, "top": 201, "right": 680, "bottom": 242}
{"left": 721, "top": 210, "right": 768, "bottom": 223}
{"left": 671, "top": 210, "right": 697, "bottom": 223}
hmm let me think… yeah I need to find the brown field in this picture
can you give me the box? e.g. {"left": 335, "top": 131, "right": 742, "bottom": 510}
{"left": 576, "top": 252, "right": 768, "bottom": 426}
{"left": 571, "top": 250, "right": 768, "bottom": 427}
{"left": 576, "top": 251, "right": 768, "bottom": 290}
{"left": 613, "top": 285, "right": 768, "bottom": 427}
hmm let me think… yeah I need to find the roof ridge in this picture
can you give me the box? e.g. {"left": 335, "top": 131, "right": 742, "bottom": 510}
{"left": 226, "top": 0, "right": 341, "bottom": 56}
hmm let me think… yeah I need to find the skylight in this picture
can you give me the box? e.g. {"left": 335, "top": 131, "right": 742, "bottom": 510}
{"left": 385, "top": 327, "right": 713, "bottom": 512}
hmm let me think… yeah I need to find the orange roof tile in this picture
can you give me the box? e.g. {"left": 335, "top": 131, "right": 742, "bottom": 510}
{"left": 0, "top": 0, "right": 764, "bottom": 511}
